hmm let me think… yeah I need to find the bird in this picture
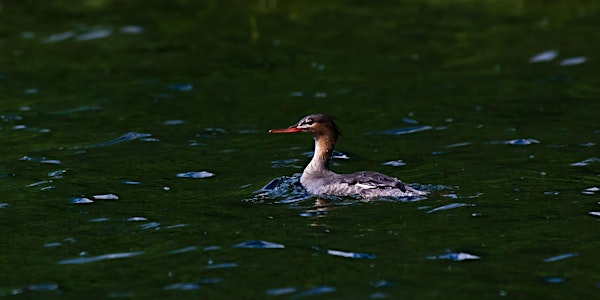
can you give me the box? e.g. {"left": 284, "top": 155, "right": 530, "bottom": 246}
{"left": 269, "top": 114, "right": 427, "bottom": 200}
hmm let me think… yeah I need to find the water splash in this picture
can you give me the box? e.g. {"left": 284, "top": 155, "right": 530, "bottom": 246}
{"left": 247, "top": 175, "right": 313, "bottom": 204}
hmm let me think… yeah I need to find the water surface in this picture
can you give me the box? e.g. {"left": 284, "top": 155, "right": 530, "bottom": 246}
{"left": 1, "top": 0, "right": 600, "bottom": 299}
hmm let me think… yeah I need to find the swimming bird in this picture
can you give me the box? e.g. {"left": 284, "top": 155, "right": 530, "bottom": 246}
{"left": 269, "top": 114, "right": 427, "bottom": 199}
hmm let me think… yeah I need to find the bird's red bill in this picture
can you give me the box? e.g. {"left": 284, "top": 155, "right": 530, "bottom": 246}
{"left": 269, "top": 127, "right": 303, "bottom": 133}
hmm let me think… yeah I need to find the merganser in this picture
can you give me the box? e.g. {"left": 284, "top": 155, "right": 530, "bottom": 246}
{"left": 269, "top": 114, "right": 427, "bottom": 199}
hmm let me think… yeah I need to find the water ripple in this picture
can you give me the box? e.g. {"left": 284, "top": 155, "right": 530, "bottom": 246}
{"left": 58, "top": 251, "right": 143, "bottom": 264}
{"left": 247, "top": 175, "right": 312, "bottom": 204}
{"left": 382, "top": 160, "right": 406, "bottom": 167}
{"left": 543, "top": 252, "right": 578, "bottom": 262}
{"left": 427, "top": 252, "right": 480, "bottom": 261}
{"left": 233, "top": 240, "right": 285, "bottom": 249}
{"left": 169, "top": 246, "right": 198, "bottom": 254}
{"left": 176, "top": 171, "right": 215, "bottom": 179}
{"left": 205, "top": 262, "right": 238, "bottom": 269}
{"left": 371, "top": 125, "right": 432, "bottom": 135}
{"left": 163, "top": 283, "right": 200, "bottom": 291}
{"left": 327, "top": 249, "right": 375, "bottom": 259}
{"left": 291, "top": 286, "right": 336, "bottom": 299}
{"left": 28, "top": 283, "right": 60, "bottom": 292}
{"left": 266, "top": 287, "right": 297, "bottom": 296}
{"left": 529, "top": 50, "right": 558, "bottom": 63}
{"left": 427, "top": 203, "right": 475, "bottom": 213}
{"left": 570, "top": 157, "right": 600, "bottom": 167}
{"left": 74, "top": 132, "right": 153, "bottom": 149}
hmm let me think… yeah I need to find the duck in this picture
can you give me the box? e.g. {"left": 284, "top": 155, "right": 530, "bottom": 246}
{"left": 269, "top": 114, "right": 427, "bottom": 199}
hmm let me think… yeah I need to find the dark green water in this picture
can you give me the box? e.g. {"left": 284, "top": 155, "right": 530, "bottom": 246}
{"left": 2, "top": 0, "right": 600, "bottom": 299}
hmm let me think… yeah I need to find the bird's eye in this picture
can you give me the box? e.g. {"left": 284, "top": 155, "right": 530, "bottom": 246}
{"left": 304, "top": 119, "right": 314, "bottom": 125}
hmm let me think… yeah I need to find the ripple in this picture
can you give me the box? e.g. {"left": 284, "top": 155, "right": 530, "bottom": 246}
{"left": 370, "top": 280, "right": 398, "bottom": 288}
{"left": 139, "top": 222, "right": 160, "bottom": 230}
{"left": 271, "top": 158, "right": 302, "bottom": 169}
{"left": 583, "top": 187, "right": 599, "bottom": 195}
{"left": 176, "top": 171, "right": 215, "bottom": 179}
{"left": 21, "top": 156, "right": 62, "bottom": 164}
{"left": 382, "top": 160, "right": 406, "bottom": 167}
{"left": 122, "top": 180, "right": 142, "bottom": 185}
{"left": 248, "top": 175, "right": 312, "bottom": 204}
{"left": 570, "top": 157, "right": 600, "bottom": 167}
{"left": 372, "top": 125, "right": 432, "bottom": 135}
{"left": 76, "top": 27, "right": 112, "bottom": 41}
{"left": 163, "top": 283, "right": 200, "bottom": 291}
{"left": 427, "top": 252, "right": 480, "bottom": 261}
{"left": 28, "top": 283, "right": 60, "bottom": 292}
{"left": 266, "top": 287, "right": 297, "bottom": 296}
{"left": 48, "top": 170, "right": 66, "bottom": 177}
{"left": 168, "top": 83, "right": 194, "bottom": 91}
{"left": 163, "top": 119, "right": 186, "bottom": 125}
{"left": 291, "top": 286, "right": 336, "bottom": 299}
{"left": 88, "top": 217, "right": 110, "bottom": 222}
{"left": 71, "top": 197, "right": 94, "bottom": 204}
{"left": 446, "top": 142, "right": 471, "bottom": 148}
{"left": 93, "top": 194, "right": 119, "bottom": 200}
{"left": 529, "top": 50, "right": 558, "bottom": 63}
{"left": 52, "top": 105, "right": 103, "bottom": 115}
{"left": 74, "top": 132, "right": 153, "bottom": 149}
{"left": 233, "top": 240, "right": 285, "bottom": 249}
{"left": 427, "top": 203, "right": 475, "bottom": 213}
{"left": 559, "top": 56, "right": 586, "bottom": 66}
{"left": 58, "top": 251, "right": 144, "bottom": 264}
{"left": 501, "top": 139, "right": 540, "bottom": 145}
{"left": 543, "top": 252, "right": 578, "bottom": 262}
{"left": 401, "top": 117, "right": 418, "bottom": 124}
{"left": 327, "top": 249, "right": 375, "bottom": 259}
{"left": 42, "top": 31, "right": 76, "bottom": 43}
{"left": 169, "top": 246, "right": 198, "bottom": 254}
{"left": 205, "top": 262, "right": 238, "bottom": 269}
{"left": 303, "top": 150, "right": 349, "bottom": 160}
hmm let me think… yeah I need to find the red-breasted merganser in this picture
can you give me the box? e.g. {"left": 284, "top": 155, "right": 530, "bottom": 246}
{"left": 269, "top": 114, "right": 427, "bottom": 199}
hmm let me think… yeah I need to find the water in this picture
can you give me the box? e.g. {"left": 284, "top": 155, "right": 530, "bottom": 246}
{"left": 1, "top": 0, "right": 600, "bottom": 298}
